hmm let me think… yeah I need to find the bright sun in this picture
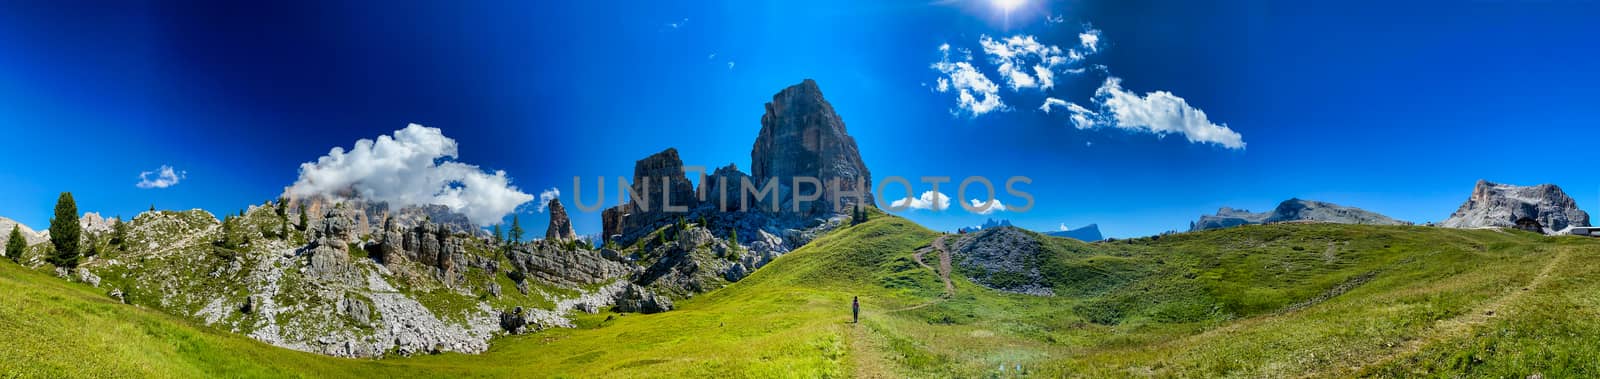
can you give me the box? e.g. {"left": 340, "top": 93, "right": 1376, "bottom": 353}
{"left": 993, "top": 0, "right": 1025, "bottom": 12}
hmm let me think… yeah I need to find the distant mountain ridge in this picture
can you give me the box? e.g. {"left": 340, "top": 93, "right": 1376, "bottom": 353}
{"left": 1046, "top": 224, "right": 1103, "bottom": 242}
{"left": 1440, "top": 180, "right": 1590, "bottom": 234}
{"left": 1190, "top": 198, "right": 1409, "bottom": 231}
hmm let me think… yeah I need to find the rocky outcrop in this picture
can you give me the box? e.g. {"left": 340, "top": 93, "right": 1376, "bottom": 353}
{"left": 948, "top": 226, "right": 1054, "bottom": 296}
{"left": 601, "top": 148, "right": 699, "bottom": 244}
{"left": 545, "top": 198, "right": 578, "bottom": 241}
{"left": 612, "top": 284, "right": 673, "bottom": 314}
{"left": 505, "top": 241, "right": 633, "bottom": 288}
{"left": 750, "top": 79, "right": 874, "bottom": 218}
{"left": 0, "top": 216, "right": 48, "bottom": 246}
{"left": 1190, "top": 198, "right": 1409, "bottom": 231}
{"left": 1046, "top": 224, "right": 1103, "bottom": 242}
{"left": 1441, "top": 180, "right": 1590, "bottom": 234}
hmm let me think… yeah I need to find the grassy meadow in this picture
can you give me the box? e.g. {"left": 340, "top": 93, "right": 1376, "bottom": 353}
{"left": 2, "top": 214, "right": 1598, "bottom": 378}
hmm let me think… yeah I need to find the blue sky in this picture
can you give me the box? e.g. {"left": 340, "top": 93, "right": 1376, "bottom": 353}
{"left": 1, "top": 0, "right": 1597, "bottom": 238}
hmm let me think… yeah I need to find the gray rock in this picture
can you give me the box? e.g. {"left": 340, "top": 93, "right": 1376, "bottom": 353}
{"left": 545, "top": 198, "right": 578, "bottom": 241}
{"left": 1441, "top": 180, "right": 1591, "bottom": 234}
{"left": 948, "top": 226, "right": 1055, "bottom": 296}
{"left": 506, "top": 241, "right": 633, "bottom": 288}
{"left": 1191, "top": 198, "right": 1410, "bottom": 231}
{"left": 750, "top": 79, "right": 875, "bottom": 218}
{"left": 612, "top": 284, "right": 673, "bottom": 314}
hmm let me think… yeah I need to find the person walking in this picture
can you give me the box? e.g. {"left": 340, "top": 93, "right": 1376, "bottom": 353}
{"left": 852, "top": 296, "right": 860, "bottom": 324}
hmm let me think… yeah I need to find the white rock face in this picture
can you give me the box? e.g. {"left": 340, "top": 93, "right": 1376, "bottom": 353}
{"left": 0, "top": 216, "right": 49, "bottom": 246}
{"left": 1440, "top": 180, "right": 1591, "bottom": 234}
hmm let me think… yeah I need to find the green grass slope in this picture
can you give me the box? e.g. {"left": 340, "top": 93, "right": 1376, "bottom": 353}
{"left": 4, "top": 215, "right": 1600, "bottom": 378}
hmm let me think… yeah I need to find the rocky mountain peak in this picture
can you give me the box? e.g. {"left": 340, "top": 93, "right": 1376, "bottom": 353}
{"left": 751, "top": 79, "right": 874, "bottom": 217}
{"left": 1192, "top": 198, "right": 1408, "bottom": 231}
{"left": 1441, "top": 180, "right": 1590, "bottom": 234}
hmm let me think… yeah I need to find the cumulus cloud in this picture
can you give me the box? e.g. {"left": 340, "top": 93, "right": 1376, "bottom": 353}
{"left": 1079, "top": 29, "right": 1102, "bottom": 53}
{"left": 891, "top": 191, "right": 953, "bottom": 211}
{"left": 967, "top": 198, "right": 1007, "bottom": 215}
{"left": 1059, "top": 223, "right": 1070, "bottom": 231}
{"left": 284, "top": 123, "right": 536, "bottom": 226}
{"left": 978, "top": 34, "right": 1072, "bottom": 91}
{"left": 536, "top": 187, "right": 560, "bottom": 212}
{"left": 1040, "top": 78, "right": 1245, "bottom": 149}
{"left": 136, "top": 165, "right": 185, "bottom": 189}
{"left": 931, "top": 44, "right": 1006, "bottom": 116}
{"left": 1093, "top": 77, "right": 1245, "bottom": 149}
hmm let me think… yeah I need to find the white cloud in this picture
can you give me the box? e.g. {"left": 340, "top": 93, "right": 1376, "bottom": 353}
{"left": 668, "top": 18, "right": 688, "bottom": 29}
{"left": 1079, "top": 29, "right": 1102, "bottom": 53}
{"left": 931, "top": 44, "right": 1006, "bottom": 117}
{"left": 1093, "top": 77, "right": 1246, "bottom": 149}
{"left": 136, "top": 165, "right": 185, "bottom": 189}
{"left": 1059, "top": 223, "right": 1070, "bottom": 231}
{"left": 1039, "top": 97, "right": 1098, "bottom": 129}
{"left": 284, "top": 123, "right": 536, "bottom": 226}
{"left": 891, "top": 191, "right": 953, "bottom": 211}
{"left": 1040, "top": 77, "right": 1245, "bottom": 149}
{"left": 536, "top": 187, "right": 560, "bottom": 212}
{"left": 978, "top": 34, "right": 1070, "bottom": 91}
{"left": 727, "top": 61, "right": 736, "bottom": 70}
{"left": 1046, "top": 14, "right": 1065, "bottom": 24}
{"left": 967, "top": 198, "right": 1007, "bottom": 215}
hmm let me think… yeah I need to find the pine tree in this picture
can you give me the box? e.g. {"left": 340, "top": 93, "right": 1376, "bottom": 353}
{"left": 47, "top": 192, "right": 81, "bottom": 268}
{"left": 297, "top": 204, "right": 308, "bottom": 231}
{"left": 275, "top": 197, "right": 288, "bottom": 218}
{"left": 492, "top": 224, "right": 503, "bottom": 245}
{"left": 508, "top": 215, "right": 524, "bottom": 245}
{"left": 5, "top": 224, "right": 25, "bottom": 262}
{"left": 111, "top": 216, "right": 129, "bottom": 249}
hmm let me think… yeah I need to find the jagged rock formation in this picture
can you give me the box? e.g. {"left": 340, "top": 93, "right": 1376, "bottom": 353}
{"left": 960, "top": 218, "right": 1012, "bottom": 233}
{"left": 1190, "top": 198, "right": 1409, "bottom": 231}
{"left": 602, "top": 79, "right": 874, "bottom": 251}
{"left": 505, "top": 241, "right": 633, "bottom": 288}
{"left": 601, "top": 148, "right": 699, "bottom": 243}
{"left": 545, "top": 198, "right": 577, "bottom": 241}
{"left": 1440, "top": 180, "right": 1590, "bottom": 234}
{"left": 750, "top": 79, "right": 874, "bottom": 218}
{"left": 366, "top": 220, "right": 468, "bottom": 285}
{"left": 1046, "top": 224, "right": 1103, "bottom": 242}
{"left": 948, "top": 226, "right": 1054, "bottom": 296}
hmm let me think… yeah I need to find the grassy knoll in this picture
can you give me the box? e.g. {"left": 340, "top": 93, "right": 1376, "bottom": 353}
{"left": 3, "top": 215, "right": 1599, "bottom": 378}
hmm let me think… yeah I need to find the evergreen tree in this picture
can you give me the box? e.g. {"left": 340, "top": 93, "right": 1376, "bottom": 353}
{"left": 508, "top": 215, "right": 524, "bottom": 245}
{"left": 5, "top": 224, "right": 25, "bottom": 262}
{"left": 219, "top": 216, "right": 235, "bottom": 249}
{"left": 492, "top": 224, "right": 503, "bottom": 245}
{"left": 275, "top": 197, "right": 288, "bottom": 218}
{"left": 47, "top": 192, "right": 81, "bottom": 268}
{"left": 297, "top": 204, "right": 308, "bottom": 231}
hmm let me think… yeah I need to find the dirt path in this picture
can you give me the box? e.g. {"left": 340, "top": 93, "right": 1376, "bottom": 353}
{"left": 1336, "top": 248, "right": 1572, "bottom": 376}
{"left": 911, "top": 235, "right": 955, "bottom": 296}
{"left": 846, "top": 321, "right": 899, "bottom": 378}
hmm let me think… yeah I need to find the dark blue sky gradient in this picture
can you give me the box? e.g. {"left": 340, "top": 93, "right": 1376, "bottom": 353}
{"left": 2, "top": 0, "right": 1596, "bottom": 237}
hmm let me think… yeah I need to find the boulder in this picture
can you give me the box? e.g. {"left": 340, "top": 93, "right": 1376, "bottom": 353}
{"left": 612, "top": 284, "right": 673, "bottom": 314}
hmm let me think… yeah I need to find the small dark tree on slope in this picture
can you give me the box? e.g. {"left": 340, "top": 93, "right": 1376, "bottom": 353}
{"left": 297, "top": 204, "right": 308, "bottom": 232}
{"left": 5, "top": 225, "right": 25, "bottom": 262}
{"left": 492, "top": 224, "right": 503, "bottom": 246}
{"left": 508, "top": 215, "right": 524, "bottom": 245}
{"left": 111, "top": 216, "right": 129, "bottom": 250}
{"left": 47, "top": 192, "right": 81, "bottom": 268}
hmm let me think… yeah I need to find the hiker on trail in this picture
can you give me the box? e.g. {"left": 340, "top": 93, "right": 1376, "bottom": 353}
{"left": 852, "top": 296, "right": 860, "bottom": 323}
